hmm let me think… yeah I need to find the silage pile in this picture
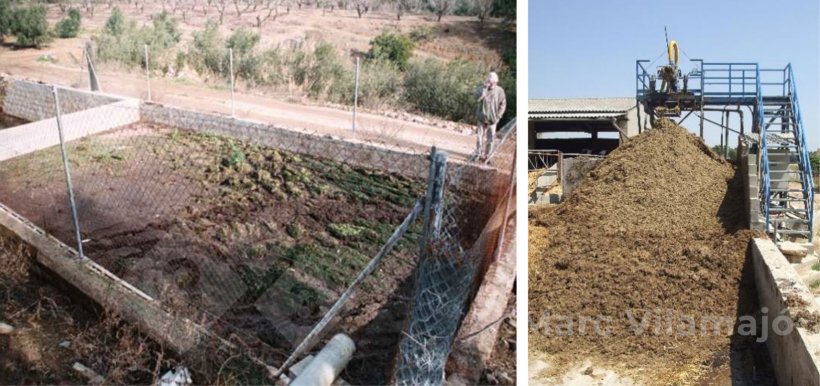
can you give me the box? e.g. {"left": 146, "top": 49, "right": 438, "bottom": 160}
{"left": 528, "top": 119, "right": 759, "bottom": 383}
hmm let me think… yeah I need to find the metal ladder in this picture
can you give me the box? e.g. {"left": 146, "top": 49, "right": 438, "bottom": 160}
{"left": 758, "top": 64, "right": 814, "bottom": 241}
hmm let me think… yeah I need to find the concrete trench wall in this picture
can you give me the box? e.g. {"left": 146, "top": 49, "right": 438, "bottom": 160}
{"left": 0, "top": 99, "right": 141, "bottom": 162}
{"left": 1, "top": 78, "right": 121, "bottom": 121}
{"left": 742, "top": 143, "right": 820, "bottom": 384}
{"left": 751, "top": 238, "right": 820, "bottom": 385}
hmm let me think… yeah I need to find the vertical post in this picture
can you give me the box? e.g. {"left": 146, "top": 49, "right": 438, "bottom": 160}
{"left": 85, "top": 42, "right": 100, "bottom": 92}
{"left": 724, "top": 111, "right": 730, "bottom": 158}
{"left": 352, "top": 56, "right": 360, "bottom": 135}
{"left": 229, "top": 48, "right": 235, "bottom": 117}
{"left": 419, "top": 147, "right": 448, "bottom": 259}
{"left": 699, "top": 103, "right": 704, "bottom": 139}
{"left": 720, "top": 112, "right": 725, "bottom": 156}
{"left": 144, "top": 44, "right": 151, "bottom": 101}
{"left": 53, "top": 86, "right": 84, "bottom": 259}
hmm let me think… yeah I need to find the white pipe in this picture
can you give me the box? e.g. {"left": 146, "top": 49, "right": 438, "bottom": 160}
{"left": 289, "top": 334, "right": 355, "bottom": 386}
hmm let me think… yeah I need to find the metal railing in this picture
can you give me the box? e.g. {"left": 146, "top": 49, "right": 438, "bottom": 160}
{"left": 528, "top": 150, "right": 562, "bottom": 171}
{"left": 787, "top": 64, "right": 814, "bottom": 237}
{"left": 757, "top": 66, "right": 771, "bottom": 232}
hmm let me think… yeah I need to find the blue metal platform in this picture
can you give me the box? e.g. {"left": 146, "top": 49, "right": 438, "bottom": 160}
{"left": 636, "top": 59, "right": 814, "bottom": 242}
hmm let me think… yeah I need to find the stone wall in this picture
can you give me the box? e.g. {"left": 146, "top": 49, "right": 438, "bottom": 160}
{"left": 140, "top": 103, "right": 506, "bottom": 196}
{"left": 1, "top": 78, "right": 121, "bottom": 121}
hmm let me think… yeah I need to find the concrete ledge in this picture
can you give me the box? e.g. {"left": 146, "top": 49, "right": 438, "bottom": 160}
{"left": 2, "top": 77, "right": 122, "bottom": 121}
{"left": 0, "top": 99, "right": 140, "bottom": 162}
{"left": 0, "top": 202, "right": 233, "bottom": 356}
{"left": 752, "top": 237, "right": 820, "bottom": 385}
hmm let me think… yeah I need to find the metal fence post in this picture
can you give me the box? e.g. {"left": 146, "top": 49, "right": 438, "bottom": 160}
{"left": 229, "top": 48, "right": 235, "bottom": 117}
{"left": 352, "top": 56, "right": 360, "bottom": 135}
{"left": 52, "top": 86, "right": 85, "bottom": 259}
{"left": 144, "top": 44, "right": 151, "bottom": 101}
{"left": 419, "top": 147, "right": 447, "bottom": 258}
{"left": 272, "top": 200, "right": 423, "bottom": 380}
{"left": 85, "top": 42, "right": 100, "bottom": 92}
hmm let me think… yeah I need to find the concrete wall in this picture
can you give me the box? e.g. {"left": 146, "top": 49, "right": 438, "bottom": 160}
{"left": 140, "top": 103, "right": 506, "bottom": 197}
{"left": 752, "top": 238, "right": 820, "bottom": 385}
{"left": 561, "top": 157, "right": 602, "bottom": 199}
{"left": 447, "top": 182, "right": 515, "bottom": 383}
{"left": 0, "top": 99, "right": 141, "bottom": 162}
{"left": 1, "top": 78, "right": 121, "bottom": 121}
{"left": 740, "top": 141, "right": 764, "bottom": 231}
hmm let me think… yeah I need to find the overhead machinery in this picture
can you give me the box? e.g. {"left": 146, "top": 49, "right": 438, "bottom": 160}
{"left": 636, "top": 34, "right": 815, "bottom": 242}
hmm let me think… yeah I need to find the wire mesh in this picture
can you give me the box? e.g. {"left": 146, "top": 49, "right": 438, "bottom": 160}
{"left": 393, "top": 121, "right": 516, "bottom": 385}
{"left": 0, "top": 84, "right": 446, "bottom": 383}
{"left": 0, "top": 18, "right": 514, "bottom": 379}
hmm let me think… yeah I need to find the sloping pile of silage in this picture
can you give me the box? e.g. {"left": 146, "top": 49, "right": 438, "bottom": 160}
{"left": 529, "top": 119, "right": 761, "bottom": 384}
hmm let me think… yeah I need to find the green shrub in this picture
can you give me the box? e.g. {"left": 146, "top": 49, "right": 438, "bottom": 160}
{"left": 368, "top": 32, "right": 414, "bottom": 71}
{"left": 295, "top": 42, "right": 349, "bottom": 100}
{"left": 0, "top": 0, "right": 12, "bottom": 39}
{"left": 55, "top": 8, "right": 81, "bottom": 38}
{"left": 256, "top": 47, "right": 295, "bottom": 87}
{"left": 187, "top": 20, "right": 227, "bottom": 78}
{"left": 355, "top": 58, "right": 402, "bottom": 108}
{"left": 453, "top": 0, "right": 473, "bottom": 16}
{"left": 498, "top": 66, "right": 515, "bottom": 127}
{"left": 811, "top": 151, "right": 820, "bottom": 175}
{"left": 9, "top": 5, "right": 51, "bottom": 48}
{"left": 96, "top": 11, "right": 181, "bottom": 74}
{"left": 403, "top": 57, "right": 484, "bottom": 122}
{"left": 227, "top": 29, "right": 262, "bottom": 83}
{"left": 150, "top": 11, "right": 181, "bottom": 49}
{"left": 408, "top": 24, "right": 435, "bottom": 43}
{"left": 104, "top": 7, "right": 125, "bottom": 36}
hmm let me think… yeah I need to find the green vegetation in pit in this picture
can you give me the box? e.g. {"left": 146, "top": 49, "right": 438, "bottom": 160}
{"left": 159, "top": 129, "right": 424, "bottom": 209}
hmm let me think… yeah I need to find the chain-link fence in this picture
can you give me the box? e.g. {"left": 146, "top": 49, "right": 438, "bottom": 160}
{"left": 394, "top": 119, "right": 516, "bottom": 385}
{"left": 0, "top": 76, "right": 514, "bottom": 384}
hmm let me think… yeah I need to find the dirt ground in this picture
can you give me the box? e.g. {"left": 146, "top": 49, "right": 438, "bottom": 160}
{"left": 0, "top": 112, "right": 27, "bottom": 130}
{"left": 0, "top": 6, "right": 515, "bottom": 159}
{"left": 0, "top": 122, "right": 447, "bottom": 384}
{"left": 528, "top": 120, "right": 773, "bottom": 385}
{"left": 0, "top": 227, "right": 189, "bottom": 385}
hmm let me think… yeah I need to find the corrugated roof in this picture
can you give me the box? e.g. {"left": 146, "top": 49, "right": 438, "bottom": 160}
{"left": 530, "top": 112, "right": 625, "bottom": 119}
{"left": 529, "top": 97, "right": 637, "bottom": 114}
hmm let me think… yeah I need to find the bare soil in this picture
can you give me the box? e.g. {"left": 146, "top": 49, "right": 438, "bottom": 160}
{"left": 0, "top": 112, "right": 26, "bottom": 129}
{"left": 0, "top": 228, "right": 183, "bottom": 385}
{"left": 528, "top": 119, "right": 770, "bottom": 385}
{"left": 0, "top": 122, "right": 441, "bottom": 385}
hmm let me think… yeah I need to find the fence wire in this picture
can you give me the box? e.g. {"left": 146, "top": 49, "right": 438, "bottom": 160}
{"left": 394, "top": 119, "right": 516, "bottom": 385}
{"left": 1, "top": 51, "right": 513, "bottom": 383}
{"left": 0, "top": 86, "right": 461, "bottom": 385}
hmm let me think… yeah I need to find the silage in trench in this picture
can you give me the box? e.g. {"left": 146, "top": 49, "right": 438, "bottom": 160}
{"left": 528, "top": 119, "right": 761, "bottom": 384}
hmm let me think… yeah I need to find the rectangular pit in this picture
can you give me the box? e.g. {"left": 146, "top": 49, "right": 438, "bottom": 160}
{"left": 0, "top": 78, "right": 509, "bottom": 384}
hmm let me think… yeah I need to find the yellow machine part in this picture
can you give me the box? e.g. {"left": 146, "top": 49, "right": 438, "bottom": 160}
{"left": 667, "top": 40, "right": 679, "bottom": 66}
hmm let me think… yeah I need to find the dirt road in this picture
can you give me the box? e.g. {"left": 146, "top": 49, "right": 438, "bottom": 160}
{"left": 0, "top": 39, "right": 476, "bottom": 159}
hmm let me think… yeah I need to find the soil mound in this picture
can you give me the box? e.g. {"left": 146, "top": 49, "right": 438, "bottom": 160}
{"left": 529, "top": 119, "right": 760, "bottom": 383}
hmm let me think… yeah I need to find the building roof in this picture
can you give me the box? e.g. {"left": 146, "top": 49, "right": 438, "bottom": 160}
{"left": 529, "top": 97, "right": 637, "bottom": 119}
{"left": 530, "top": 112, "right": 626, "bottom": 119}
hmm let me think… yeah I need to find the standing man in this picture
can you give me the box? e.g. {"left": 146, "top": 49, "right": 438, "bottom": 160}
{"left": 476, "top": 71, "right": 506, "bottom": 160}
